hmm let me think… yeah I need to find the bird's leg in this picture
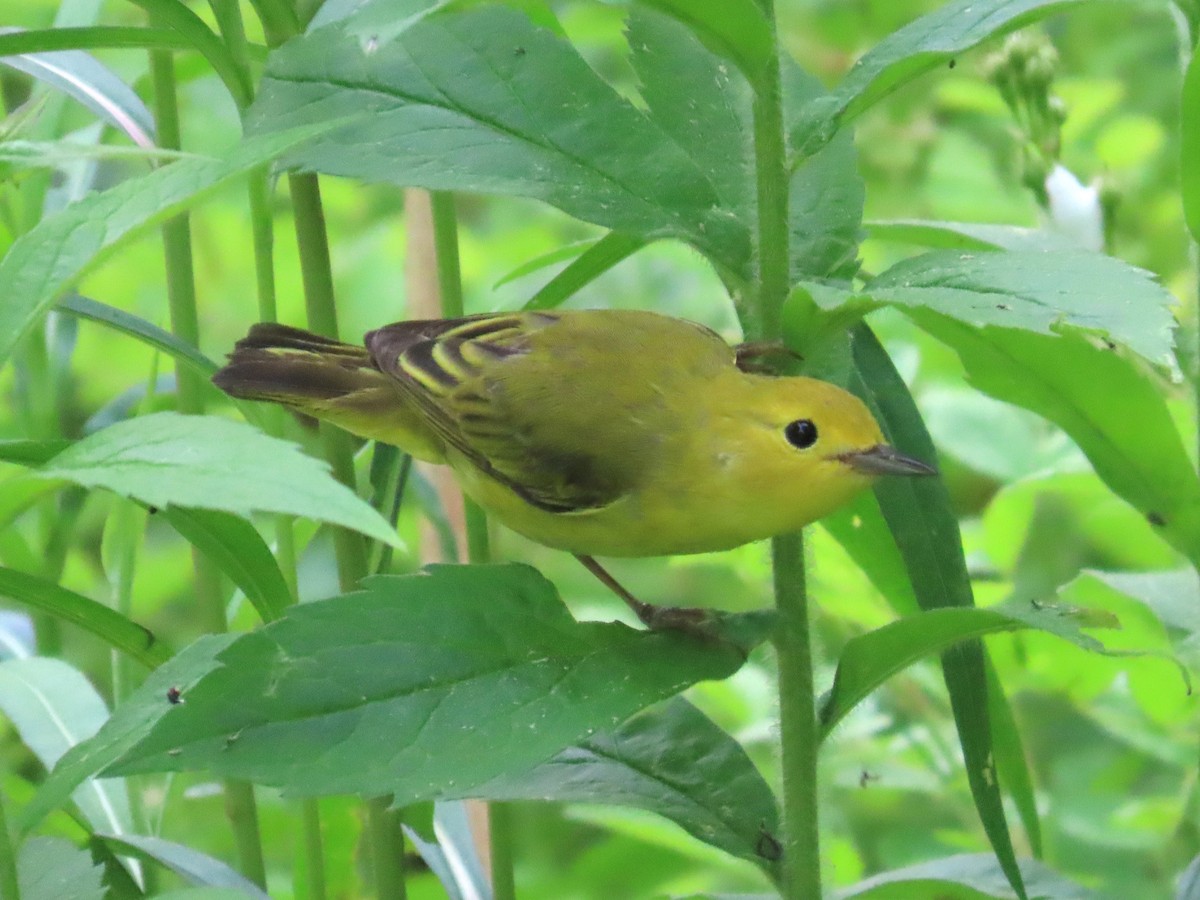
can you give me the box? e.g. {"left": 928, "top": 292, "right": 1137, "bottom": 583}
{"left": 734, "top": 340, "right": 800, "bottom": 374}
{"left": 575, "top": 555, "right": 711, "bottom": 633}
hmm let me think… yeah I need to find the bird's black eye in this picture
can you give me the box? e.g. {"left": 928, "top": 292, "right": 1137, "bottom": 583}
{"left": 784, "top": 419, "right": 818, "bottom": 449}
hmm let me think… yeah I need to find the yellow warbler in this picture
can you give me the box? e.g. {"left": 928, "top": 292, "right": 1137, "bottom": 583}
{"left": 213, "top": 309, "right": 933, "bottom": 626}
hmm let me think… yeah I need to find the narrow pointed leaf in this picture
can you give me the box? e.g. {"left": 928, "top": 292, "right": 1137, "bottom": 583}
{"left": 33, "top": 412, "right": 402, "bottom": 548}
{"left": 95, "top": 834, "right": 268, "bottom": 898}
{"left": 837, "top": 852, "right": 1089, "bottom": 899}
{"left": 523, "top": 232, "right": 646, "bottom": 311}
{"left": 849, "top": 324, "right": 1027, "bottom": 900}
{"left": 0, "top": 567, "right": 169, "bottom": 669}
{"left": 106, "top": 565, "right": 761, "bottom": 803}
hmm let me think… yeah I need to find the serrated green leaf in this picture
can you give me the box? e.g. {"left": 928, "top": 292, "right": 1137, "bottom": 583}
{"left": 0, "top": 658, "right": 132, "bottom": 840}
{"left": 801, "top": 249, "right": 1175, "bottom": 365}
{"left": 33, "top": 412, "right": 401, "bottom": 548}
{"left": 819, "top": 600, "right": 1177, "bottom": 735}
{"left": 794, "top": 0, "right": 1091, "bottom": 156}
{"left": 19, "top": 636, "right": 232, "bottom": 833}
{"left": 247, "top": 7, "right": 749, "bottom": 276}
{"left": 913, "top": 318, "right": 1200, "bottom": 568}
{"left": 465, "top": 696, "right": 780, "bottom": 875}
{"left": 106, "top": 565, "right": 758, "bottom": 803}
{"left": 0, "top": 122, "right": 339, "bottom": 366}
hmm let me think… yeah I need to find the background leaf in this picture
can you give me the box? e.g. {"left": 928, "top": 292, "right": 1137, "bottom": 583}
{"left": 17, "top": 836, "right": 105, "bottom": 900}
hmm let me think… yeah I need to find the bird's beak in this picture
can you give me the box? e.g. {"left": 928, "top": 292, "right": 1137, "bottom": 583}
{"left": 835, "top": 444, "right": 938, "bottom": 477}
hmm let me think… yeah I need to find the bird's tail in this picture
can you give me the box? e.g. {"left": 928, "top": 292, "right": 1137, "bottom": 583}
{"left": 212, "top": 323, "right": 442, "bottom": 458}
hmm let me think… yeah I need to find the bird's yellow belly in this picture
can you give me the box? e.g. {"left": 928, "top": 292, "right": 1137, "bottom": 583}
{"left": 450, "top": 456, "right": 778, "bottom": 558}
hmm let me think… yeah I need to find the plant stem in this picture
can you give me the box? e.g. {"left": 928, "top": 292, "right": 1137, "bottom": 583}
{"left": 366, "top": 798, "right": 406, "bottom": 900}
{"left": 750, "top": 2, "right": 820, "bottom": 897}
{"left": 150, "top": 45, "right": 267, "bottom": 889}
{"left": 0, "top": 790, "right": 18, "bottom": 900}
{"left": 302, "top": 800, "right": 328, "bottom": 900}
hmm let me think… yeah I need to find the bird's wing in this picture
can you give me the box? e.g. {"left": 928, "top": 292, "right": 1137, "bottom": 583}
{"left": 365, "top": 311, "right": 726, "bottom": 512}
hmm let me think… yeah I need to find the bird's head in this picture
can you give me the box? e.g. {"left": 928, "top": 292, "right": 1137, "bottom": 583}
{"left": 713, "top": 374, "right": 935, "bottom": 535}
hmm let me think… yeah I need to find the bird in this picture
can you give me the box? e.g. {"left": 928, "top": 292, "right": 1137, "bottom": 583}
{"left": 212, "top": 308, "right": 935, "bottom": 628}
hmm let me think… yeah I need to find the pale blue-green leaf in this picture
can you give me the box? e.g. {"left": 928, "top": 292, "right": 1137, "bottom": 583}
{"left": 18, "top": 636, "right": 232, "bottom": 833}
{"left": 18, "top": 836, "right": 105, "bottom": 900}
{"left": 402, "top": 802, "right": 490, "bottom": 900}
{"left": 0, "top": 139, "right": 193, "bottom": 168}
{"left": 0, "top": 27, "right": 154, "bottom": 146}
{"left": 865, "top": 219, "right": 1078, "bottom": 253}
{"left": 0, "top": 122, "right": 340, "bottom": 366}
{"left": 0, "top": 659, "right": 132, "bottom": 838}
{"left": 34, "top": 412, "right": 401, "bottom": 547}
{"left": 95, "top": 834, "right": 268, "bottom": 898}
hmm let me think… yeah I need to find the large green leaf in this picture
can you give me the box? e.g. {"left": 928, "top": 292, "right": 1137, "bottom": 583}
{"left": 848, "top": 325, "right": 1027, "bottom": 900}
{"left": 247, "top": 6, "right": 749, "bottom": 275}
{"left": 465, "top": 697, "right": 781, "bottom": 876}
{"left": 800, "top": 249, "right": 1176, "bottom": 365}
{"left": 0, "top": 123, "right": 336, "bottom": 366}
{"left": 631, "top": 0, "right": 772, "bottom": 83}
{"left": 913, "top": 318, "right": 1200, "bottom": 568}
{"left": 793, "top": 0, "right": 1091, "bottom": 156}
{"left": 33, "top": 412, "right": 401, "bottom": 548}
{"left": 107, "top": 565, "right": 764, "bottom": 803}
{"left": 0, "top": 658, "right": 132, "bottom": 840}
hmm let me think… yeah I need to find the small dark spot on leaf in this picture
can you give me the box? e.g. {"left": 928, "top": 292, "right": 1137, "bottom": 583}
{"left": 860, "top": 770, "right": 880, "bottom": 788}
{"left": 166, "top": 686, "right": 182, "bottom": 704}
{"left": 1147, "top": 511, "right": 1166, "bottom": 526}
{"left": 147, "top": 506, "right": 159, "bottom": 515}
{"left": 514, "top": 46, "right": 526, "bottom": 57}
{"left": 996, "top": 303, "right": 1011, "bottom": 311}
{"left": 756, "top": 824, "right": 782, "bottom": 861}
{"left": 1030, "top": 598, "right": 1046, "bottom": 610}
{"left": 1103, "top": 338, "right": 1116, "bottom": 350}
{"left": 948, "top": 58, "right": 957, "bottom": 69}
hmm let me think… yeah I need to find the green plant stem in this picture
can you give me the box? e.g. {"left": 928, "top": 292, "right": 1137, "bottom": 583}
{"left": 302, "top": 800, "right": 328, "bottom": 900}
{"left": 749, "top": 2, "right": 820, "bottom": 897}
{"left": 366, "top": 799, "right": 406, "bottom": 900}
{"left": 770, "top": 533, "right": 820, "bottom": 897}
{"left": 0, "top": 791, "right": 17, "bottom": 900}
{"left": 151, "top": 45, "right": 267, "bottom": 889}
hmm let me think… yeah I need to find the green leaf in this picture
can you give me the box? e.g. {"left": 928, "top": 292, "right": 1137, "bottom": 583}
{"left": 0, "top": 441, "right": 72, "bottom": 466}
{"left": 631, "top": 0, "right": 772, "bottom": 83}
{"left": 793, "top": 0, "right": 1091, "bottom": 155}
{"left": 849, "top": 324, "right": 1027, "bottom": 900}
{"left": 33, "top": 412, "right": 402, "bottom": 549}
{"left": 465, "top": 697, "right": 781, "bottom": 876}
{"left": 836, "top": 852, "right": 1090, "bottom": 899}
{"left": 246, "top": 7, "right": 749, "bottom": 276}
{"left": 913, "top": 318, "right": 1200, "bottom": 568}
{"left": 1183, "top": 49, "right": 1200, "bottom": 244}
{"left": 17, "top": 836, "right": 105, "bottom": 900}
{"left": 19, "top": 636, "right": 232, "bottom": 834}
{"left": 0, "top": 122, "right": 338, "bottom": 367}
{"left": 0, "top": 139, "right": 194, "bottom": 168}
{"left": 158, "top": 508, "right": 291, "bottom": 623}
{"left": 802, "top": 249, "right": 1176, "bottom": 365}
{"left": 522, "top": 232, "right": 647, "bottom": 311}
{"left": 0, "top": 27, "right": 155, "bottom": 146}
{"left": 0, "top": 567, "right": 169, "bottom": 669}
{"left": 107, "top": 565, "right": 759, "bottom": 802}
{"left": 94, "top": 834, "right": 268, "bottom": 898}
{"left": 0, "top": 658, "right": 132, "bottom": 839}
{"left": 819, "top": 600, "right": 1179, "bottom": 735}
{"left": 865, "top": 219, "right": 1078, "bottom": 253}
{"left": 820, "top": 492, "right": 920, "bottom": 616}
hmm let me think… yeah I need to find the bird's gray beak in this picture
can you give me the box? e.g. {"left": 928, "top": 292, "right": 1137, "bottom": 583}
{"left": 836, "top": 444, "right": 938, "bottom": 476}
